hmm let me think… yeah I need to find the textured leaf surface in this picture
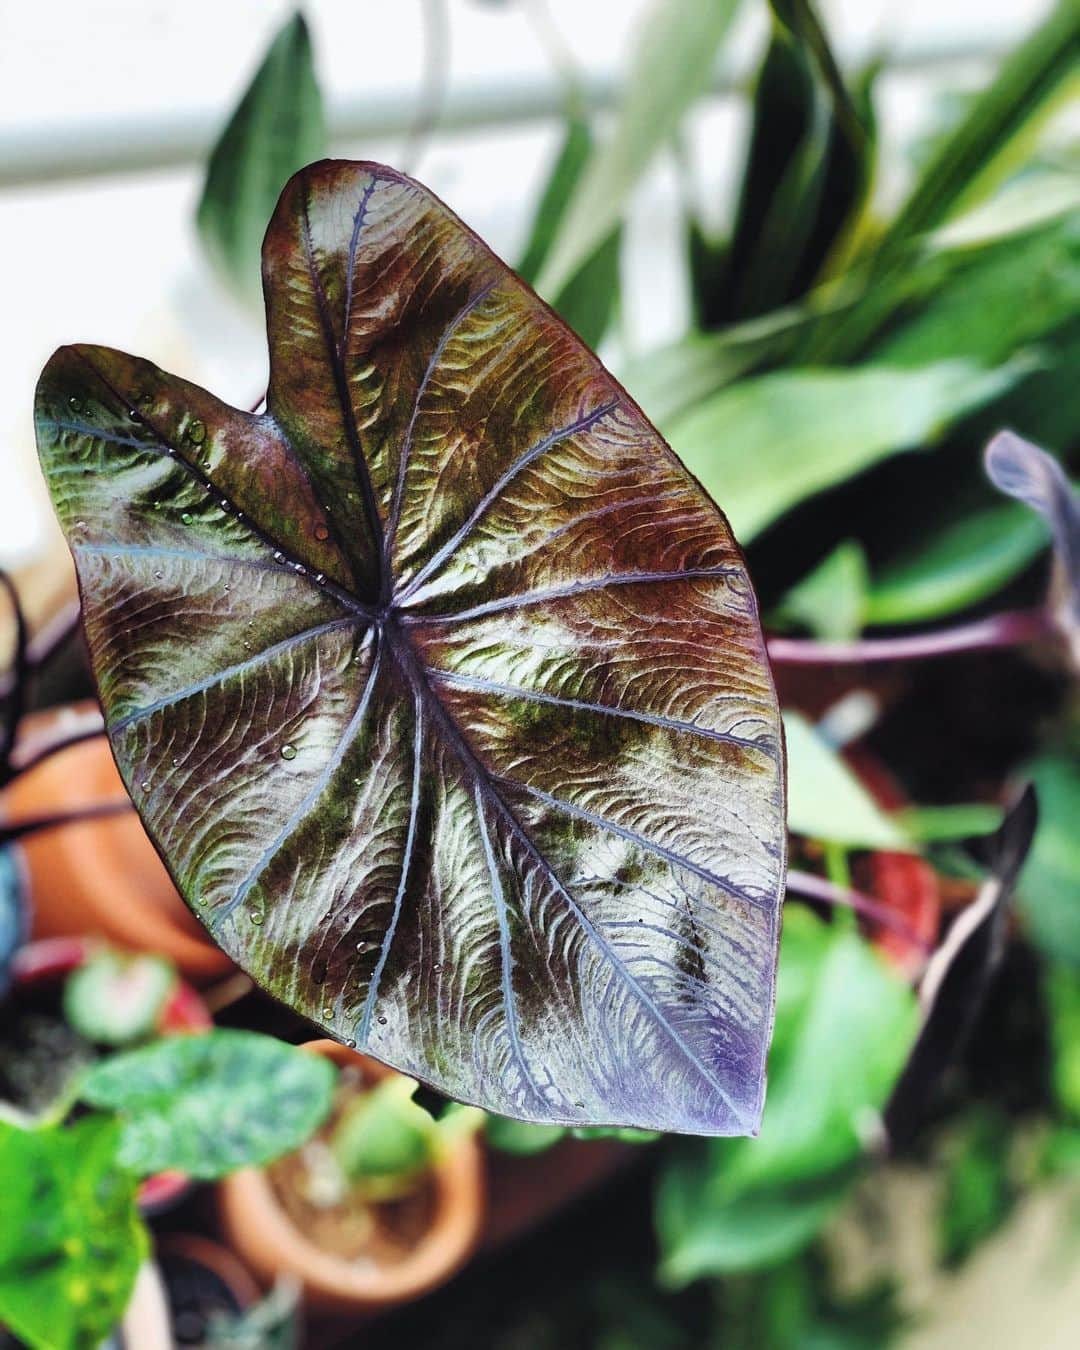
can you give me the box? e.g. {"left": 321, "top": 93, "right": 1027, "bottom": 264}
{"left": 35, "top": 160, "right": 785, "bottom": 1135}
{"left": 79, "top": 1029, "right": 337, "bottom": 1178}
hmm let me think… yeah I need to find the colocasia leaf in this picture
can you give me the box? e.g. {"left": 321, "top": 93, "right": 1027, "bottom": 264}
{"left": 34, "top": 161, "right": 785, "bottom": 1135}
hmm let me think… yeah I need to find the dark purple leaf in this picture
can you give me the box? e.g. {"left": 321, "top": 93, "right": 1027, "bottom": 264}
{"left": 884, "top": 784, "right": 1037, "bottom": 1146}
{"left": 33, "top": 161, "right": 786, "bottom": 1135}
{"left": 985, "top": 429, "right": 1080, "bottom": 662}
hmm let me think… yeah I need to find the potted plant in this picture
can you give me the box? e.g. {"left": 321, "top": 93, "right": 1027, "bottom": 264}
{"left": 1, "top": 938, "right": 212, "bottom": 1213}
{"left": 218, "top": 1040, "right": 485, "bottom": 1316}
{"left": 0, "top": 1021, "right": 338, "bottom": 1349}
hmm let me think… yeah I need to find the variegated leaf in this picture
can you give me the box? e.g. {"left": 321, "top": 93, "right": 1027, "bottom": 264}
{"left": 34, "top": 161, "right": 785, "bottom": 1135}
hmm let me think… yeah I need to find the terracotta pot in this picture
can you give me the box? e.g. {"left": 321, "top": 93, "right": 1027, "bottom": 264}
{"left": 217, "top": 1040, "right": 485, "bottom": 1315}
{"left": 8, "top": 935, "right": 212, "bottom": 1213}
{"left": 2, "top": 704, "right": 233, "bottom": 982}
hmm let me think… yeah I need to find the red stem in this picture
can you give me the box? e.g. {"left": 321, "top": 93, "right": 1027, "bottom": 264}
{"left": 767, "top": 607, "right": 1053, "bottom": 666}
{"left": 786, "top": 867, "right": 934, "bottom": 956}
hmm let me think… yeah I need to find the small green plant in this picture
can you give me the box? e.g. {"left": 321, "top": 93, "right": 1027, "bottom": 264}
{"left": 331, "top": 1078, "right": 482, "bottom": 1201}
{"left": 0, "top": 1022, "right": 336, "bottom": 1349}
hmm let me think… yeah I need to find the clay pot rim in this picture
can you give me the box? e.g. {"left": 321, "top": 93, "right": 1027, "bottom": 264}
{"left": 219, "top": 1039, "right": 485, "bottom": 1309}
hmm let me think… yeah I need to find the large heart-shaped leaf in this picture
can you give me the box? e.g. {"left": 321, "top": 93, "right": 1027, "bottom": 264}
{"left": 34, "top": 160, "right": 785, "bottom": 1135}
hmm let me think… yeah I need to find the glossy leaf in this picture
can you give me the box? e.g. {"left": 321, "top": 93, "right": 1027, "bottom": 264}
{"left": 0, "top": 1116, "right": 147, "bottom": 1350}
{"left": 197, "top": 13, "right": 326, "bottom": 301}
{"left": 35, "top": 160, "right": 786, "bottom": 1136}
{"left": 78, "top": 1029, "right": 337, "bottom": 1179}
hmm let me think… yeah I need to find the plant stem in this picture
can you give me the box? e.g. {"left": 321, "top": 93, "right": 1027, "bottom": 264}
{"left": 767, "top": 607, "right": 1053, "bottom": 666}
{"left": 0, "top": 799, "right": 132, "bottom": 846}
{"left": 786, "top": 867, "right": 934, "bottom": 955}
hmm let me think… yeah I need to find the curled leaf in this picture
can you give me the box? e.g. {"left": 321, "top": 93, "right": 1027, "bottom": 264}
{"left": 985, "top": 429, "right": 1080, "bottom": 662}
{"left": 885, "top": 785, "right": 1038, "bottom": 1146}
{"left": 35, "top": 160, "right": 785, "bottom": 1136}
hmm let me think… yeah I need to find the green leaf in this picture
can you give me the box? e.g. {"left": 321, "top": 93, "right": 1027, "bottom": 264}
{"left": 655, "top": 908, "right": 918, "bottom": 1282}
{"left": 517, "top": 117, "right": 591, "bottom": 287}
{"left": 874, "top": 214, "right": 1080, "bottom": 370}
{"left": 621, "top": 303, "right": 823, "bottom": 427}
{"left": 665, "top": 357, "right": 1027, "bottom": 541}
{"left": 196, "top": 12, "right": 326, "bottom": 301}
{"left": 537, "top": 0, "right": 743, "bottom": 297}
{"left": 1046, "top": 961, "right": 1080, "bottom": 1119}
{"left": 864, "top": 501, "right": 1048, "bottom": 626}
{"left": 897, "top": 803, "right": 1004, "bottom": 844}
{"left": 657, "top": 1161, "right": 854, "bottom": 1284}
{"left": 517, "top": 116, "right": 622, "bottom": 349}
{"left": 881, "top": 0, "right": 1080, "bottom": 249}
{"left": 774, "top": 540, "right": 869, "bottom": 641}
{"left": 485, "top": 1114, "right": 567, "bottom": 1155}
{"left": 1017, "top": 752, "right": 1080, "bottom": 966}
{"left": 714, "top": 5, "right": 873, "bottom": 323}
{"left": 332, "top": 1075, "right": 434, "bottom": 1190}
{"left": 784, "top": 711, "right": 912, "bottom": 851}
{"left": 36, "top": 160, "right": 787, "bottom": 1137}
{"left": 63, "top": 950, "right": 177, "bottom": 1046}
{"left": 939, "top": 1110, "right": 1014, "bottom": 1266}
{"left": 78, "top": 1029, "right": 337, "bottom": 1179}
{"left": 0, "top": 1116, "right": 148, "bottom": 1350}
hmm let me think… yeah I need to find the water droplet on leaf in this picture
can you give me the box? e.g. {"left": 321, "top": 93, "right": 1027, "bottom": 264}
{"left": 187, "top": 419, "right": 206, "bottom": 445}
{"left": 249, "top": 908, "right": 264, "bottom": 926}
{"left": 181, "top": 512, "right": 193, "bottom": 525}
{"left": 280, "top": 743, "right": 297, "bottom": 761}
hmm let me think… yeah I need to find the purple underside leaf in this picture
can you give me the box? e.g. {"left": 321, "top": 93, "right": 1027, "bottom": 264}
{"left": 984, "top": 429, "right": 1080, "bottom": 653}
{"left": 33, "top": 159, "right": 785, "bottom": 1136}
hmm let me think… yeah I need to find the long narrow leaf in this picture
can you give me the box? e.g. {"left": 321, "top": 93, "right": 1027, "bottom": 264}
{"left": 537, "top": 0, "right": 743, "bottom": 298}
{"left": 197, "top": 13, "right": 326, "bottom": 301}
{"left": 881, "top": 0, "right": 1080, "bottom": 250}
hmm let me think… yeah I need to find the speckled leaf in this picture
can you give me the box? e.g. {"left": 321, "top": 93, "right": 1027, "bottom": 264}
{"left": 78, "top": 1029, "right": 337, "bottom": 1179}
{"left": 34, "top": 160, "right": 785, "bottom": 1136}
